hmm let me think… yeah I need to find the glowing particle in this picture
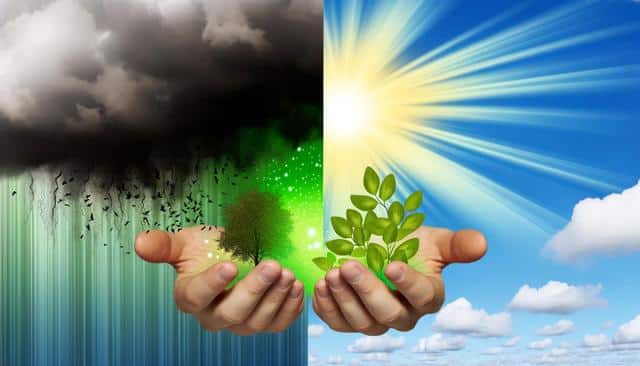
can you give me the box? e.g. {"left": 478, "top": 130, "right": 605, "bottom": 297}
{"left": 307, "top": 227, "right": 317, "bottom": 237}
{"left": 288, "top": 186, "right": 294, "bottom": 192}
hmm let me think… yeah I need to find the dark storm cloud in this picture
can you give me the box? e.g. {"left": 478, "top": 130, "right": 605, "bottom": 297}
{"left": 0, "top": 0, "right": 322, "bottom": 173}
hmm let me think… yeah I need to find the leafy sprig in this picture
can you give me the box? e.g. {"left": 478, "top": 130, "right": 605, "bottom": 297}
{"left": 313, "top": 166, "right": 425, "bottom": 273}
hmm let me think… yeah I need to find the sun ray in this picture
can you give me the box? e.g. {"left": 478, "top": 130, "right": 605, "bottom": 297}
{"left": 323, "top": 0, "right": 640, "bottom": 249}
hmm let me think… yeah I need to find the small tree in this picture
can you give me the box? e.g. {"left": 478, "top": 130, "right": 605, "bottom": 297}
{"left": 221, "top": 190, "right": 293, "bottom": 266}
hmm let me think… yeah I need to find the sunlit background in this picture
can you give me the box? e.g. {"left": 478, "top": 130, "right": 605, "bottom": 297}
{"left": 315, "top": 0, "right": 640, "bottom": 365}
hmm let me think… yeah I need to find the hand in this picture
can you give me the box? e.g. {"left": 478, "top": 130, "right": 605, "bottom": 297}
{"left": 134, "top": 226, "right": 304, "bottom": 335}
{"left": 312, "top": 226, "right": 487, "bottom": 335}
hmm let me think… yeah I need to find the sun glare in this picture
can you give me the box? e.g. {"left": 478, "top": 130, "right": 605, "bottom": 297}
{"left": 325, "top": 83, "right": 373, "bottom": 140}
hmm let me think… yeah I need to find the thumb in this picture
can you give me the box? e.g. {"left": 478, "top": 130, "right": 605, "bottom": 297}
{"left": 434, "top": 229, "right": 487, "bottom": 266}
{"left": 134, "top": 230, "right": 183, "bottom": 264}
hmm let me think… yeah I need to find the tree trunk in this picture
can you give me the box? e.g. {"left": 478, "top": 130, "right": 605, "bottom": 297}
{"left": 253, "top": 229, "right": 260, "bottom": 266}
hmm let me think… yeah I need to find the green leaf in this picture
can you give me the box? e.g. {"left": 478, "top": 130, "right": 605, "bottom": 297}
{"left": 400, "top": 213, "right": 425, "bottom": 234}
{"left": 353, "top": 227, "right": 365, "bottom": 246}
{"left": 379, "top": 174, "right": 396, "bottom": 201}
{"left": 397, "top": 228, "right": 414, "bottom": 241}
{"left": 351, "top": 195, "right": 378, "bottom": 210}
{"left": 366, "top": 245, "right": 384, "bottom": 272}
{"left": 377, "top": 218, "right": 392, "bottom": 231}
{"left": 388, "top": 201, "right": 404, "bottom": 225}
{"left": 327, "top": 252, "right": 336, "bottom": 264}
{"left": 338, "top": 258, "right": 349, "bottom": 266}
{"left": 369, "top": 243, "right": 388, "bottom": 259}
{"left": 326, "top": 239, "right": 354, "bottom": 255}
{"left": 346, "top": 209, "right": 363, "bottom": 228}
{"left": 382, "top": 225, "right": 398, "bottom": 244}
{"left": 363, "top": 228, "right": 372, "bottom": 242}
{"left": 364, "top": 211, "right": 380, "bottom": 234}
{"left": 395, "top": 238, "right": 420, "bottom": 260}
{"left": 313, "top": 257, "right": 333, "bottom": 271}
{"left": 389, "top": 249, "right": 408, "bottom": 263}
{"left": 404, "top": 191, "right": 423, "bottom": 211}
{"left": 331, "top": 216, "right": 353, "bottom": 238}
{"left": 352, "top": 246, "right": 366, "bottom": 257}
{"left": 363, "top": 167, "right": 380, "bottom": 195}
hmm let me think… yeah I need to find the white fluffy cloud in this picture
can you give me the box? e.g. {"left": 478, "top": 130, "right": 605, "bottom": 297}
{"left": 433, "top": 298, "right": 512, "bottom": 337}
{"left": 360, "top": 353, "right": 389, "bottom": 362}
{"left": 308, "top": 324, "right": 325, "bottom": 337}
{"left": 482, "top": 347, "right": 503, "bottom": 355}
{"left": 529, "top": 338, "right": 553, "bottom": 350}
{"left": 509, "top": 281, "right": 606, "bottom": 314}
{"left": 413, "top": 333, "right": 466, "bottom": 353}
{"left": 347, "top": 335, "right": 405, "bottom": 353}
{"left": 546, "top": 180, "right": 640, "bottom": 261}
{"left": 504, "top": 336, "right": 521, "bottom": 347}
{"left": 613, "top": 315, "right": 640, "bottom": 344}
{"left": 537, "top": 320, "right": 575, "bottom": 336}
{"left": 327, "top": 355, "right": 343, "bottom": 364}
{"left": 583, "top": 334, "right": 609, "bottom": 348}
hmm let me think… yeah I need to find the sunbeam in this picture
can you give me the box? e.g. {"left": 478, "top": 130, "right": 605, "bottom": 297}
{"left": 323, "top": 0, "right": 640, "bottom": 248}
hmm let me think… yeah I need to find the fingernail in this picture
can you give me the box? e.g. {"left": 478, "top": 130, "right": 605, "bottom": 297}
{"left": 259, "top": 262, "right": 280, "bottom": 283}
{"left": 289, "top": 283, "right": 302, "bottom": 298}
{"left": 316, "top": 281, "right": 329, "bottom": 297}
{"left": 341, "top": 261, "right": 363, "bottom": 283}
{"left": 326, "top": 270, "right": 344, "bottom": 291}
{"left": 217, "top": 263, "right": 236, "bottom": 281}
{"left": 278, "top": 270, "right": 294, "bottom": 289}
{"left": 386, "top": 263, "right": 405, "bottom": 282}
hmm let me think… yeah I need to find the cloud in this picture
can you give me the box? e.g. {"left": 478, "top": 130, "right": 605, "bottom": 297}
{"left": 508, "top": 281, "right": 606, "bottom": 314}
{"left": 602, "top": 320, "right": 614, "bottom": 330}
{"left": 582, "top": 334, "right": 609, "bottom": 348}
{"left": 347, "top": 335, "right": 405, "bottom": 353}
{"left": 529, "top": 338, "right": 553, "bottom": 350}
{"left": 545, "top": 181, "right": 640, "bottom": 261}
{"left": 361, "top": 353, "right": 389, "bottom": 362}
{"left": 433, "top": 298, "right": 512, "bottom": 337}
{"left": 308, "top": 324, "right": 325, "bottom": 337}
{"left": 0, "top": 0, "right": 321, "bottom": 174}
{"left": 413, "top": 333, "right": 466, "bottom": 353}
{"left": 537, "top": 320, "right": 575, "bottom": 336}
{"left": 309, "top": 352, "right": 320, "bottom": 365}
{"left": 327, "top": 355, "right": 343, "bottom": 364}
{"left": 482, "top": 347, "right": 503, "bottom": 355}
{"left": 613, "top": 315, "right": 640, "bottom": 344}
{"left": 549, "top": 347, "right": 568, "bottom": 357}
{"left": 504, "top": 336, "right": 521, "bottom": 347}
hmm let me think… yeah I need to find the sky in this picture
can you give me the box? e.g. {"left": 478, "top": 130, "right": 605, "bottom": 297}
{"left": 313, "top": 1, "right": 640, "bottom": 365}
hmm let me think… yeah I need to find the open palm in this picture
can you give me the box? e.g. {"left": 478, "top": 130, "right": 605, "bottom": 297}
{"left": 135, "top": 226, "right": 304, "bottom": 335}
{"left": 313, "top": 226, "right": 487, "bottom": 335}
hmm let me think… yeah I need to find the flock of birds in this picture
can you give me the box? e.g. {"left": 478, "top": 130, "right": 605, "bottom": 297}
{"left": 8, "top": 160, "right": 252, "bottom": 255}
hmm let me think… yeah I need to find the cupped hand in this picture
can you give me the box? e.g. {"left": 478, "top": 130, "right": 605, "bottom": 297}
{"left": 134, "top": 226, "right": 304, "bottom": 335}
{"left": 312, "top": 226, "right": 487, "bottom": 335}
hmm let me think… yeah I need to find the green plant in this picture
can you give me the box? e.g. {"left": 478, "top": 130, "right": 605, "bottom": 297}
{"left": 313, "top": 166, "right": 425, "bottom": 275}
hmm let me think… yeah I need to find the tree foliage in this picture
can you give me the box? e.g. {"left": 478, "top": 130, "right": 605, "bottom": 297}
{"left": 221, "top": 190, "right": 293, "bottom": 266}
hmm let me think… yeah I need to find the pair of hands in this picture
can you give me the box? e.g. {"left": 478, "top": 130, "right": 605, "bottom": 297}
{"left": 134, "top": 226, "right": 486, "bottom": 335}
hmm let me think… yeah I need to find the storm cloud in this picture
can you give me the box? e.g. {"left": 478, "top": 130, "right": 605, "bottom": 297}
{"left": 0, "top": 0, "right": 322, "bottom": 173}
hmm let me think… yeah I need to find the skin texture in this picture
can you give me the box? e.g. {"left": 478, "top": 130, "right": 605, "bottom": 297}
{"left": 134, "top": 226, "right": 305, "bottom": 336}
{"left": 312, "top": 226, "right": 487, "bottom": 335}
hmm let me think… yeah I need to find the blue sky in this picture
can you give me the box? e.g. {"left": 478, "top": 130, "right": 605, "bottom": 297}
{"left": 313, "top": 1, "right": 640, "bottom": 365}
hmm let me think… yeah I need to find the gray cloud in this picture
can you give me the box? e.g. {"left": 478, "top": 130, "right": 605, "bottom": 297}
{"left": 0, "top": 0, "right": 322, "bottom": 173}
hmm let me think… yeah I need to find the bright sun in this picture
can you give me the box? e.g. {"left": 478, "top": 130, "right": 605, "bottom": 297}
{"left": 325, "top": 83, "right": 374, "bottom": 140}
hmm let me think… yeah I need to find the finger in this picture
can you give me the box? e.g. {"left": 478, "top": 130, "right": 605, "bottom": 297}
{"left": 134, "top": 230, "right": 183, "bottom": 265}
{"left": 385, "top": 261, "right": 444, "bottom": 313}
{"left": 312, "top": 280, "right": 352, "bottom": 332}
{"left": 174, "top": 261, "right": 238, "bottom": 313}
{"left": 339, "top": 261, "right": 412, "bottom": 329}
{"left": 208, "top": 260, "right": 282, "bottom": 327}
{"left": 240, "top": 269, "right": 296, "bottom": 332}
{"left": 325, "top": 269, "right": 388, "bottom": 335}
{"left": 432, "top": 228, "right": 487, "bottom": 266}
{"left": 268, "top": 280, "right": 305, "bottom": 333}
